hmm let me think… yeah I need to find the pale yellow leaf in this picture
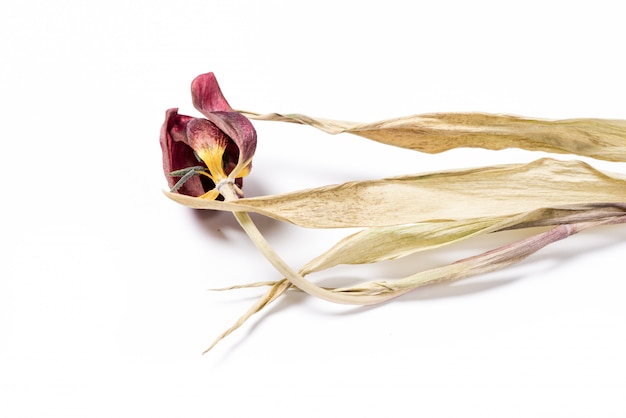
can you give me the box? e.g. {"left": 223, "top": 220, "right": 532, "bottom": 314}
{"left": 301, "top": 203, "right": 626, "bottom": 274}
{"left": 166, "top": 158, "right": 626, "bottom": 228}
{"left": 301, "top": 217, "right": 509, "bottom": 274}
{"left": 330, "top": 214, "right": 626, "bottom": 297}
{"left": 240, "top": 111, "right": 626, "bottom": 162}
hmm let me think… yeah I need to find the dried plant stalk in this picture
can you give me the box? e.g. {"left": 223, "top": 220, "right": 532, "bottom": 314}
{"left": 203, "top": 278, "right": 291, "bottom": 354}
{"left": 219, "top": 182, "right": 386, "bottom": 305}
{"left": 166, "top": 158, "right": 626, "bottom": 228}
{"left": 240, "top": 111, "right": 626, "bottom": 162}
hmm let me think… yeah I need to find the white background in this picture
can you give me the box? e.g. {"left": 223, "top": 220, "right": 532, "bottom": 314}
{"left": 2, "top": 1, "right": 626, "bottom": 417}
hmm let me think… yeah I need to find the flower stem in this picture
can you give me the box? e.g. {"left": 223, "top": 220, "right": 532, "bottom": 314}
{"left": 218, "top": 181, "right": 390, "bottom": 305}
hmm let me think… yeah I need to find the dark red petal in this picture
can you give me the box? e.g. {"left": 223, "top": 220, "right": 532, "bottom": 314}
{"left": 160, "top": 108, "right": 207, "bottom": 197}
{"left": 190, "top": 73, "right": 257, "bottom": 169}
{"left": 186, "top": 118, "right": 229, "bottom": 153}
{"left": 203, "top": 111, "right": 257, "bottom": 167}
{"left": 191, "top": 72, "right": 232, "bottom": 113}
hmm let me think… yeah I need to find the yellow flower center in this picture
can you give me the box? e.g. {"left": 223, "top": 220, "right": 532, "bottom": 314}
{"left": 195, "top": 146, "right": 228, "bottom": 200}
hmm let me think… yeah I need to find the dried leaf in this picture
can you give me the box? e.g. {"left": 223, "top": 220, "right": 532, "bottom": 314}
{"left": 300, "top": 204, "right": 626, "bottom": 274}
{"left": 301, "top": 217, "right": 510, "bottom": 274}
{"left": 330, "top": 214, "right": 626, "bottom": 297}
{"left": 166, "top": 158, "right": 626, "bottom": 228}
{"left": 240, "top": 111, "right": 626, "bottom": 162}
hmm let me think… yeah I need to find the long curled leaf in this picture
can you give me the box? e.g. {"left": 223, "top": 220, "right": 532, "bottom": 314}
{"left": 330, "top": 214, "right": 626, "bottom": 297}
{"left": 240, "top": 111, "right": 626, "bottom": 162}
{"left": 300, "top": 203, "right": 626, "bottom": 273}
{"left": 166, "top": 158, "right": 626, "bottom": 228}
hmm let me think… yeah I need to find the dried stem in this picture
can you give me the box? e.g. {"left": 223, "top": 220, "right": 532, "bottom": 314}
{"left": 217, "top": 181, "right": 393, "bottom": 305}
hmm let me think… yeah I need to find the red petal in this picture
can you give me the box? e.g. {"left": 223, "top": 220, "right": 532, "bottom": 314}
{"left": 191, "top": 72, "right": 232, "bottom": 113}
{"left": 186, "top": 118, "right": 229, "bottom": 152}
{"left": 204, "top": 111, "right": 257, "bottom": 168}
{"left": 160, "top": 108, "right": 207, "bottom": 197}
{"left": 190, "top": 73, "right": 257, "bottom": 170}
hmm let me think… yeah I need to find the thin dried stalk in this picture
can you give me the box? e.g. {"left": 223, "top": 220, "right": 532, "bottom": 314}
{"left": 218, "top": 182, "right": 386, "bottom": 305}
{"left": 203, "top": 278, "right": 290, "bottom": 354}
{"left": 167, "top": 158, "right": 626, "bottom": 228}
{"left": 240, "top": 111, "right": 626, "bottom": 162}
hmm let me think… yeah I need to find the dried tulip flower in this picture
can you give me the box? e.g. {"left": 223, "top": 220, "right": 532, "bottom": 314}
{"left": 162, "top": 72, "right": 626, "bottom": 353}
{"left": 162, "top": 72, "right": 366, "bottom": 309}
{"left": 160, "top": 72, "right": 257, "bottom": 200}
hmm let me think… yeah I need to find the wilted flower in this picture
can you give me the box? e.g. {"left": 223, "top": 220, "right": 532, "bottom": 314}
{"left": 160, "top": 72, "right": 257, "bottom": 199}
{"left": 161, "top": 71, "right": 626, "bottom": 353}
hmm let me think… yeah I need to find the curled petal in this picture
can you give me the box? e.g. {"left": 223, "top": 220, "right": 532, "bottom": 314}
{"left": 186, "top": 118, "right": 230, "bottom": 153}
{"left": 207, "top": 111, "right": 257, "bottom": 171}
{"left": 160, "top": 108, "right": 206, "bottom": 197}
{"left": 191, "top": 72, "right": 233, "bottom": 113}
{"left": 191, "top": 72, "right": 257, "bottom": 176}
{"left": 164, "top": 108, "right": 193, "bottom": 145}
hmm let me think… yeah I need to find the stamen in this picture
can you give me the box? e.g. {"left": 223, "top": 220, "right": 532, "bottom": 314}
{"left": 169, "top": 166, "right": 206, "bottom": 193}
{"left": 169, "top": 147, "right": 234, "bottom": 200}
{"left": 168, "top": 165, "right": 206, "bottom": 177}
